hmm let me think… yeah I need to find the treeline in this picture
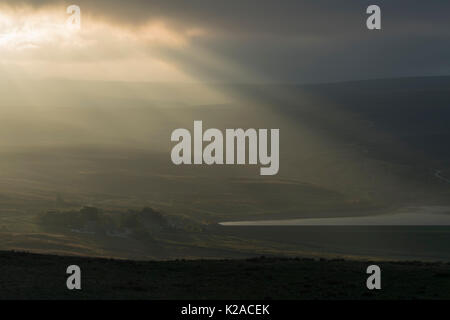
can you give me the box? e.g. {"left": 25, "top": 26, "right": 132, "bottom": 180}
{"left": 37, "top": 206, "right": 204, "bottom": 237}
{"left": 37, "top": 206, "right": 170, "bottom": 239}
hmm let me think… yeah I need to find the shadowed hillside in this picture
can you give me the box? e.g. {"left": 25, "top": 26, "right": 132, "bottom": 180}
{"left": 0, "top": 251, "right": 449, "bottom": 300}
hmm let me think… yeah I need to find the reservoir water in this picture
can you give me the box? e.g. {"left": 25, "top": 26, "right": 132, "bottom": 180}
{"left": 219, "top": 207, "right": 450, "bottom": 261}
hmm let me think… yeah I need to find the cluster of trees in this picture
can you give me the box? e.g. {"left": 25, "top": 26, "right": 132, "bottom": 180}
{"left": 37, "top": 206, "right": 170, "bottom": 240}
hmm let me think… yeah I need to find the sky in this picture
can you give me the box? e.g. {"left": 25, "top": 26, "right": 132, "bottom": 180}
{"left": 0, "top": 0, "right": 450, "bottom": 83}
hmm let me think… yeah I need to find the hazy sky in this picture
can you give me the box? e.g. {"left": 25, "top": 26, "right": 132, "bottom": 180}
{"left": 1, "top": 0, "right": 450, "bottom": 83}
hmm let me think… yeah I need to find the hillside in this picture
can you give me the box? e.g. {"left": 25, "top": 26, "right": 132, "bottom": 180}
{"left": 0, "top": 77, "right": 449, "bottom": 261}
{"left": 1, "top": 251, "right": 449, "bottom": 299}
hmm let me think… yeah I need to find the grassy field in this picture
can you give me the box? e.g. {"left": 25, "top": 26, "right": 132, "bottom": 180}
{"left": 1, "top": 251, "right": 449, "bottom": 300}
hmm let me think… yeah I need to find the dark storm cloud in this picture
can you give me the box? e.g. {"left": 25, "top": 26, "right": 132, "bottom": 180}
{"left": 6, "top": 0, "right": 449, "bottom": 34}
{"left": 3, "top": 0, "right": 450, "bottom": 82}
